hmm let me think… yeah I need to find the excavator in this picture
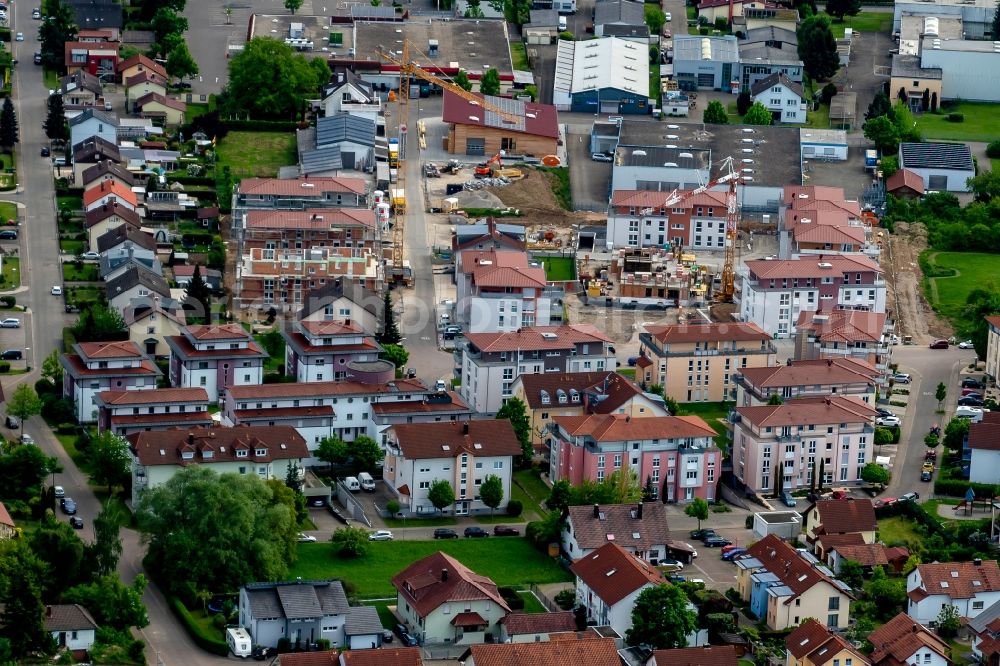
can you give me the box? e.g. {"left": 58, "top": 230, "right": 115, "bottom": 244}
{"left": 474, "top": 151, "right": 505, "bottom": 178}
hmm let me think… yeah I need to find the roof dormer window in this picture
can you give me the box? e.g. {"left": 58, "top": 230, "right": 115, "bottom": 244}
{"left": 236, "top": 449, "right": 248, "bottom": 458}
{"left": 255, "top": 448, "right": 267, "bottom": 457}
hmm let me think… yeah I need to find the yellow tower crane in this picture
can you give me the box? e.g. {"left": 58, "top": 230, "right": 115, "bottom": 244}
{"left": 376, "top": 41, "right": 522, "bottom": 282}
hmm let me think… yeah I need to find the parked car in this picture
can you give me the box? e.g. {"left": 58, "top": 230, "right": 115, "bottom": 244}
{"left": 591, "top": 152, "right": 613, "bottom": 163}
{"left": 900, "top": 492, "right": 920, "bottom": 502}
{"left": 32, "top": 8, "right": 41, "bottom": 19}
{"left": 874, "top": 497, "right": 897, "bottom": 507}
{"left": 1, "top": 349, "right": 22, "bottom": 360}
{"left": 4, "top": 415, "right": 17, "bottom": 429}
{"left": 875, "top": 407, "right": 893, "bottom": 418}
{"left": 924, "top": 449, "right": 937, "bottom": 460}
{"left": 876, "top": 415, "right": 901, "bottom": 427}
{"left": 442, "top": 326, "right": 462, "bottom": 340}
{"left": 929, "top": 339, "right": 950, "bottom": 349}
{"left": 20, "top": 434, "right": 33, "bottom": 444}
{"left": 893, "top": 373, "right": 911, "bottom": 384}
{"left": 40, "top": 146, "right": 49, "bottom": 157}
{"left": 252, "top": 646, "right": 277, "bottom": 661}
{"left": 51, "top": 285, "right": 62, "bottom": 296}
{"left": 922, "top": 461, "right": 935, "bottom": 473}
{"left": 667, "top": 574, "right": 686, "bottom": 583}
{"left": 780, "top": 491, "right": 797, "bottom": 508}
{"left": 0, "top": 318, "right": 19, "bottom": 328}
{"left": 690, "top": 528, "right": 716, "bottom": 540}
{"left": 54, "top": 485, "right": 64, "bottom": 498}
{"left": 307, "top": 497, "right": 326, "bottom": 507}
{"left": 959, "top": 340, "right": 975, "bottom": 349}
{"left": 958, "top": 396, "right": 985, "bottom": 407}
{"left": 61, "top": 498, "right": 77, "bottom": 515}
{"left": 368, "top": 530, "right": 394, "bottom": 541}
{"left": 962, "top": 377, "right": 986, "bottom": 390}
{"left": 297, "top": 533, "right": 317, "bottom": 543}
{"left": 664, "top": 11, "right": 672, "bottom": 20}
{"left": 79, "top": 251, "right": 99, "bottom": 261}
{"left": 921, "top": 470, "right": 932, "bottom": 481}
{"left": 381, "top": 630, "right": 393, "bottom": 644}
{"left": 722, "top": 547, "right": 748, "bottom": 561}
{"left": 464, "top": 526, "right": 489, "bottom": 538}
{"left": 703, "top": 536, "right": 732, "bottom": 548}
{"left": 0, "top": 230, "right": 17, "bottom": 240}
{"left": 435, "top": 379, "right": 448, "bottom": 392}
{"left": 433, "top": 528, "right": 459, "bottom": 539}
{"left": 493, "top": 525, "right": 520, "bottom": 536}
{"left": 395, "top": 624, "right": 418, "bottom": 647}
{"left": 33, "top": 52, "right": 41, "bottom": 64}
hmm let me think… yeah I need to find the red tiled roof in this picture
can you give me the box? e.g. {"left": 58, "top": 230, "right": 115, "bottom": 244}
{"left": 987, "top": 315, "right": 1000, "bottom": 330}
{"left": 466, "top": 638, "right": 620, "bottom": 666}
{"left": 245, "top": 208, "right": 376, "bottom": 230}
{"left": 745, "top": 255, "right": 881, "bottom": 280}
{"left": 167, "top": 334, "right": 266, "bottom": 360}
{"left": 570, "top": 542, "right": 665, "bottom": 606}
{"left": 832, "top": 543, "right": 890, "bottom": 567}
{"left": 566, "top": 502, "right": 669, "bottom": 553}
{"left": 611, "top": 188, "right": 728, "bottom": 210}
{"left": 796, "top": 310, "right": 888, "bottom": 344}
{"left": 441, "top": 90, "right": 559, "bottom": 139}
{"left": 794, "top": 223, "right": 866, "bottom": 246}
{"left": 648, "top": 646, "right": 739, "bottom": 666}
{"left": 300, "top": 320, "right": 366, "bottom": 336}
{"left": 390, "top": 420, "right": 521, "bottom": 460}
{"left": 0, "top": 501, "right": 13, "bottom": 528}
{"left": 472, "top": 264, "right": 547, "bottom": 290}
{"left": 813, "top": 498, "right": 878, "bottom": 534}
{"left": 738, "top": 358, "right": 878, "bottom": 389}
{"left": 134, "top": 92, "right": 187, "bottom": 112}
{"left": 61, "top": 355, "right": 160, "bottom": 379}
{"left": 968, "top": 419, "right": 1000, "bottom": 451}
{"left": 186, "top": 324, "right": 253, "bottom": 341}
{"left": 450, "top": 611, "right": 487, "bottom": 626}
{"left": 516, "top": 371, "right": 645, "bottom": 411}
{"left": 869, "top": 613, "right": 949, "bottom": 665}
{"left": 736, "top": 396, "right": 876, "bottom": 428}
{"left": 500, "top": 611, "right": 577, "bottom": 635}
{"left": 77, "top": 340, "right": 145, "bottom": 360}
{"left": 554, "top": 413, "right": 717, "bottom": 442}
{"left": 391, "top": 551, "right": 509, "bottom": 618}
{"left": 108, "top": 411, "right": 214, "bottom": 427}
{"left": 238, "top": 177, "right": 367, "bottom": 196}
{"left": 886, "top": 168, "right": 925, "bottom": 194}
{"left": 128, "top": 425, "right": 310, "bottom": 466}
{"left": 284, "top": 331, "right": 380, "bottom": 356}
{"left": 234, "top": 406, "right": 336, "bottom": 421}
{"left": 644, "top": 321, "right": 771, "bottom": 345}
{"left": 228, "top": 378, "right": 427, "bottom": 401}
{"left": 97, "top": 387, "right": 208, "bottom": 405}
{"left": 338, "top": 648, "right": 423, "bottom": 666}
{"left": 814, "top": 532, "right": 866, "bottom": 551}
{"left": 85, "top": 200, "right": 142, "bottom": 229}
{"left": 745, "top": 534, "right": 852, "bottom": 602}
{"left": 785, "top": 620, "right": 868, "bottom": 666}
{"left": 116, "top": 54, "right": 167, "bottom": 78}
{"left": 784, "top": 186, "right": 850, "bottom": 206}
{"left": 465, "top": 324, "right": 610, "bottom": 353}
{"left": 914, "top": 560, "right": 1000, "bottom": 599}
{"left": 369, "top": 393, "right": 470, "bottom": 415}
{"left": 125, "top": 70, "right": 167, "bottom": 88}
{"left": 83, "top": 180, "right": 137, "bottom": 208}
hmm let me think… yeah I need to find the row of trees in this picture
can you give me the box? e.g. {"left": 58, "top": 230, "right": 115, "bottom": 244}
{"left": 703, "top": 99, "right": 774, "bottom": 126}
{"left": 863, "top": 92, "right": 923, "bottom": 155}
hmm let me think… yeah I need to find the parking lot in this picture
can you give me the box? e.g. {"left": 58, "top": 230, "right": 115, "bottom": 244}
{"left": 0, "top": 313, "right": 27, "bottom": 368}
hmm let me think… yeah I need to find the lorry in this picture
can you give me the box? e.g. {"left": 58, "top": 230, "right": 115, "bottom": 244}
{"left": 388, "top": 138, "right": 400, "bottom": 168}
{"left": 226, "top": 627, "right": 252, "bottom": 658}
{"left": 864, "top": 149, "right": 878, "bottom": 172}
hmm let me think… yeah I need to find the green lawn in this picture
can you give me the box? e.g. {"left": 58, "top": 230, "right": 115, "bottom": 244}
{"left": 518, "top": 590, "right": 547, "bottom": 613}
{"left": 921, "top": 251, "right": 1000, "bottom": 327}
{"left": 43, "top": 68, "right": 60, "bottom": 90}
{"left": 0, "top": 256, "right": 18, "bottom": 288}
{"left": 62, "top": 262, "right": 99, "bottom": 282}
{"left": 821, "top": 11, "right": 892, "bottom": 38}
{"left": 65, "top": 286, "right": 102, "bottom": 308}
{"left": 513, "top": 468, "right": 551, "bottom": 519}
{"left": 534, "top": 255, "right": 575, "bottom": 282}
{"left": 290, "top": 539, "right": 571, "bottom": 598}
{"left": 57, "top": 196, "right": 83, "bottom": 213}
{"left": 915, "top": 103, "right": 1000, "bottom": 142}
{"left": 617, "top": 368, "right": 636, "bottom": 379}
{"left": 0, "top": 201, "right": 16, "bottom": 224}
{"left": 216, "top": 131, "right": 298, "bottom": 179}
{"left": 363, "top": 600, "right": 397, "bottom": 628}
{"left": 877, "top": 516, "right": 922, "bottom": 548}
{"left": 650, "top": 62, "right": 661, "bottom": 107}
{"left": 677, "top": 401, "right": 733, "bottom": 449}
{"left": 510, "top": 42, "right": 530, "bottom": 72}
{"left": 383, "top": 515, "right": 457, "bottom": 528}
{"left": 803, "top": 103, "right": 832, "bottom": 129}
{"left": 59, "top": 239, "right": 85, "bottom": 256}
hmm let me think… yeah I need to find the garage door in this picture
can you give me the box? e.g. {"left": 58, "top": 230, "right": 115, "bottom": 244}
{"left": 697, "top": 73, "right": 715, "bottom": 88}
{"left": 600, "top": 101, "right": 619, "bottom": 114}
{"left": 465, "top": 138, "right": 485, "bottom": 155}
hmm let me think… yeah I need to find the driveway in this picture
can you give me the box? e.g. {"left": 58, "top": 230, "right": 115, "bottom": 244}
{"left": 566, "top": 128, "right": 611, "bottom": 211}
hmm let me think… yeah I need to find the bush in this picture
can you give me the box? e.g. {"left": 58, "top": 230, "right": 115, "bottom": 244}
{"left": 276, "top": 638, "right": 292, "bottom": 654}
{"left": 499, "top": 587, "right": 525, "bottom": 610}
{"left": 57, "top": 423, "right": 77, "bottom": 435}
{"left": 506, "top": 499, "right": 523, "bottom": 517}
{"left": 0, "top": 295, "right": 14, "bottom": 308}
{"left": 35, "top": 378, "right": 57, "bottom": 397}
{"left": 946, "top": 113, "right": 965, "bottom": 122}
{"left": 211, "top": 613, "right": 226, "bottom": 630}
{"left": 820, "top": 82, "right": 838, "bottom": 104}
{"left": 555, "top": 589, "right": 576, "bottom": 610}
{"left": 316, "top": 639, "right": 331, "bottom": 651}
{"left": 933, "top": 477, "right": 1000, "bottom": 498}
{"left": 168, "top": 597, "right": 228, "bottom": 657}
{"left": 987, "top": 140, "right": 1000, "bottom": 159}
{"left": 0, "top": 361, "right": 9, "bottom": 373}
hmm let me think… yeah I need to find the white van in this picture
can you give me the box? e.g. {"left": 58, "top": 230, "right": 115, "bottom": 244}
{"left": 358, "top": 472, "right": 376, "bottom": 492}
{"left": 344, "top": 476, "right": 361, "bottom": 492}
{"left": 558, "top": 15, "right": 567, "bottom": 31}
{"left": 226, "top": 627, "right": 252, "bottom": 658}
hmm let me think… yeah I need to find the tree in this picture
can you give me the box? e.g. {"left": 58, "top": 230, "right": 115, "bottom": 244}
{"left": 86, "top": 504, "right": 125, "bottom": 577}
{"left": 825, "top": 0, "right": 860, "bottom": 19}
{"left": 379, "top": 343, "right": 409, "bottom": 372}
{"left": 838, "top": 560, "right": 864, "bottom": 590}
{"left": 936, "top": 382, "right": 947, "bottom": 410}
{"left": 378, "top": 291, "right": 401, "bottom": 344}
{"left": 349, "top": 435, "right": 383, "bottom": 473}
{"left": 0, "top": 444, "right": 60, "bottom": 502}
{"left": 330, "top": 526, "right": 369, "bottom": 558}
{"left": 41, "top": 349, "right": 63, "bottom": 387}
{"left": 480, "top": 474, "right": 503, "bottom": 516}
{"left": 767, "top": 394, "right": 783, "bottom": 405}
{"left": 625, "top": 584, "right": 697, "bottom": 649}
{"left": 88, "top": 431, "right": 132, "bottom": 495}
{"left": 944, "top": 417, "right": 970, "bottom": 450}
{"left": 496, "top": 397, "right": 532, "bottom": 461}
{"left": 385, "top": 499, "right": 401, "bottom": 516}
{"left": 151, "top": 7, "right": 188, "bottom": 46}
{"left": 820, "top": 82, "right": 839, "bottom": 104}
{"left": 427, "top": 479, "right": 455, "bottom": 514}
{"left": 223, "top": 37, "right": 331, "bottom": 120}
{"left": 39, "top": 0, "right": 78, "bottom": 71}
{"left": 547, "top": 479, "right": 572, "bottom": 512}
{"left": 285, "top": 461, "right": 302, "bottom": 493}
{"left": 874, "top": 427, "right": 895, "bottom": 448}
{"left": 797, "top": 16, "right": 840, "bottom": 81}
{"left": 464, "top": 0, "right": 485, "bottom": 18}
{"left": 28, "top": 518, "right": 86, "bottom": 598}
{"left": 937, "top": 603, "right": 961, "bottom": 638}
{"left": 860, "top": 462, "right": 890, "bottom": 487}
{"left": 866, "top": 565, "right": 906, "bottom": 620}
{"left": 0, "top": 98, "right": 18, "bottom": 151}
{"left": 644, "top": 4, "right": 666, "bottom": 35}
{"left": 703, "top": 100, "right": 728, "bottom": 124}
{"left": 43, "top": 92, "right": 68, "bottom": 142}
{"left": 743, "top": 102, "right": 773, "bottom": 125}
{"left": 183, "top": 264, "right": 211, "bottom": 323}
{"left": 7, "top": 383, "right": 42, "bottom": 422}
{"left": 135, "top": 466, "right": 299, "bottom": 595}
{"left": 480, "top": 68, "right": 501, "bottom": 96}
{"left": 736, "top": 91, "right": 752, "bottom": 115}
{"left": 863, "top": 115, "right": 901, "bottom": 154}
{"left": 642, "top": 476, "right": 656, "bottom": 502}
{"left": 284, "top": 0, "right": 304, "bottom": 12}
{"left": 165, "top": 40, "right": 199, "bottom": 81}
{"left": 64, "top": 575, "right": 148, "bottom": 631}
{"left": 453, "top": 70, "right": 473, "bottom": 92}
{"left": 316, "top": 435, "right": 349, "bottom": 467}
{"left": 71, "top": 303, "right": 127, "bottom": 342}
{"left": 684, "top": 497, "right": 709, "bottom": 530}
{"left": 0, "top": 547, "right": 54, "bottom": 658}
{"left": 866, "top": 91, "right": 895, "bottom": 121}
{"left": 967, "top": 169, "right": 1000, "bottom": 203}
{"left": 846, "top": 615, "right": 875, "bottom": 653}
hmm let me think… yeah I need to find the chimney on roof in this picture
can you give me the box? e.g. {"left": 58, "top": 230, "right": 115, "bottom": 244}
{"left": 636, "top": 502, "right": 643, "bottom": 519}
{"left": 976, "top": 558, "right": 983, "bottom": 566}
{"left": 827, "top": 359, "right": 833, "bottom": 366}
{"left": 825, "top": 398, "right": 831, "bottom": 405}
{"left": 188, "top": 432, "right": 194, "bottom": 445}
{"left": 463, "top": 422, "right": 469, "bottom": 435}
{"left": 625, "top": 415, "right": 631, "bottom": 423}
{"left": 912, "top": 624, "right": 919, "bottom": 633}
{"left": 593, "top": 503, "right": 600, "bottom": 519}
{"left": 441, "top": 569, "right": 448, "bottom": 582}
{"left": 786, "top": 358, "right": 791, "bottom": 366}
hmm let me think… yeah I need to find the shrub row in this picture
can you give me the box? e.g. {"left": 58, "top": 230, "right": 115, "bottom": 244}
{"left": 168, "top": 597, "right": 229, "bottom": 657}
{"left": 167, "top": 175, "right": 216, "bottom": 186}
{"left": 933, "top": 477, "right": 1000, "bottom": 498}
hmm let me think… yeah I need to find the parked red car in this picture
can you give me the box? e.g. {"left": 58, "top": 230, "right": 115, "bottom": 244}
{"left": 929, "top": 339, "right": 949, "bottom": 349}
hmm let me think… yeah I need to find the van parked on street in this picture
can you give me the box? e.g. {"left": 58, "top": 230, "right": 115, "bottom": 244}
{"left": 358, "top": 472, "right": 376, "bottom": 491}
{"left": 344, "top": 476, "right": 361, "bottom": 492}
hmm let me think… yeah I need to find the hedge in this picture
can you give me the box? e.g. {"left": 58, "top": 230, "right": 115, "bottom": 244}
{"left": 875, "top": 495, "right": 941, "bottom": 533}
{"left": 167, "top": 175, "right": 216, "bottom": 186}
{"left": 63, "top": 327, "right": 77, "bottom": 352}
{"left": 933, "top": 477, "right": 1000, "bottom": 498}
{"left": 223, "top": 119, "right": 300, "bottom": 132}
{"left": 0, "top": 29, "right": 10, "bottom": 43}
{"left": 168, "top": 596, "right": 229, "bottom": 657}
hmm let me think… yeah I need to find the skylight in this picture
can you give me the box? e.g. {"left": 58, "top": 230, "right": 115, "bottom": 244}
{"left": 940, "top": 581, "right": 949, "bottom": 588}
{"left": 605, "top": 568, "right": 617, "bottom": 577}
{"left": 951, "top": 571, "right": 959, "bottom": 578}
{"left": 633, "top": 532, "right": 641, "bottom": 539}
{"left": 798, "top": 574, "right": 808, "bottom": 582}
{"left": 607, "top": 534, "right": 616, "bottom": 541}
{"left": 800, "top": 639, "right": 810, "bottom": 647}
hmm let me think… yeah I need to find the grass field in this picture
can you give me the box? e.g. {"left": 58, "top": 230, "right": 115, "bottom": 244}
{"left": 62, "top": 262, "right": 99, "bottom": 282}
{"left": 534, "top": 255, "right": 575, "bottom": 282}
{"left": 678, "top": 401, "right": 733, "bottom": 449}
{"left": 921, "top": 251, "right": 1000, "bottom": 326}
{"left": 915, "top": 103, "right": 1000, "bottom": 142}
{"left": 59, "top": 239, "right": 85, "bottom": 256}
{"left": 804, "top": 103, "right": 832, "bottom": 129}
{"left": 0, "top": 256, "right": 18, "bottom": 288}
{"left": 877, "top": 516, "right": 922, "bottom": 548}
{"left": 510, "top": 42, "right": 530, "bottom": 72}
{"left": 518, "top": 590, "right": 546, "bottom": 613}
{"left": 290, "top": 539, "right": 571, "bottom": 598}
{"left": 216, "top": 131, "right": 298, "bottom": 179}
{"left": 513, "top": 468, "right": 551, "bottom": 520}
{"left": 0, "top": 202, "right": 16, "bottom": 224}
{"left": 821, "top": 11, "right": 892, "bottom": 37}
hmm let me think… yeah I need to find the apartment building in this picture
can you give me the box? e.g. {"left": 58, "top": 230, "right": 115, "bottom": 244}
{"left": 297, "top": 278, "right": 383, "bottom": 336}
{"left": 605, "top": 189, "right": 730, "bottom": 250}
{"left": 563, "top": 502, "right": 670, "bottom": 563}
{"left": 282, "top": 319, "right": 382, "bottom": 382}
{"left": 456, "top": 250, "right": 562, "bottom": 333}
{"left": 241, "top": 208, "right": 377, "bottom": 256}
{"left": 511, "top": 371, "right": 668, "bottom": 449}
{"left": 233, "top": 177, "right": 368, "bottom": 213}
{"left": 732, "top": 396, "right": 877, "bottom": 494}
{"left": 986, "top": 315, "right": 1000, "bottom": 382}
{"left": 460, "top": 325, "right": 615, "bottom": 414}
{"left": 784, "top": 209, "right": 877, "bottom": 259}
{"left": 549, "top": 413, "right": 721, "bottom": 503}
{"left": 907, "top": 560, "right": 1000, "bottom": 625}
{"left": 739, "top": 255, "right": 886, "bottom": 338}
{"left": 383, "top": 420, "right": 522, "bottom": 516}
{"left": 735, "top": 358, "right": 879, "bottom": 407}
{"left": 795, "top": 310, "right": 893, "bottom": 376}
{"left": 95, "top": 387, "right": 212, "bottom": 435}
{"left": 637, "top": 322, "right": 776, "bottom": 402}
{"left": 165, "top": 324, "right": 268, "bottom": 403}
{"left": 60, "top": 341, "right": 161, "bottom": 423}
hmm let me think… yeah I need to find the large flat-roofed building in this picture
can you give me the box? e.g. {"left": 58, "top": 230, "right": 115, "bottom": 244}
{"left": 552, "top": 37, "right": 651, "bottom": 114}
{"left": 337, "top": 20, "right": 514, "bottom": 92}
{"left": 899, "top": 141, "right": 974, "bottom": 192}
{"left": 673, "top": 35, "right": 740, "bottom": 91}
{"left": 893, "top": 0, "right": 996, "bottom": 37}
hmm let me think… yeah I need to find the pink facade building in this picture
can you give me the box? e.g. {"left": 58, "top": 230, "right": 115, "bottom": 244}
{"left": 281, "top": 319, "right": 382, "bottom": 382}
{"left": 549, "top": 413, "right": 721, "bottom": 503}
{"left": 732, "top": 396, "right": 877, "bottom": 495}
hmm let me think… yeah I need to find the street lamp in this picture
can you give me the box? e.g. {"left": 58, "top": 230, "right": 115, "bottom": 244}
{"left": 24, "top": 346, "right": 30, "bottom": 372}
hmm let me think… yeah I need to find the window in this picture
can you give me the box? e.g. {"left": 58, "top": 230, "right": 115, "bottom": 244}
{"left": 418, "top": 481, "right": 430, "bottom": 489}
{"left": 974, "top": 600, "right": 985, "bottom": 610}
{"left": 828, "top": 597, "right": 840, "bottom": 611}
{"left": 827, "top": 614, "right": 838, "bottom": 627}
{"left": 493, "top": 461, "right": 503, "bottom": 469}
{"left": 686, "top": 470, "right": 697, "bottom": 479}
{"left": 598, "top": 455, "right": 605, "bottom": 469}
